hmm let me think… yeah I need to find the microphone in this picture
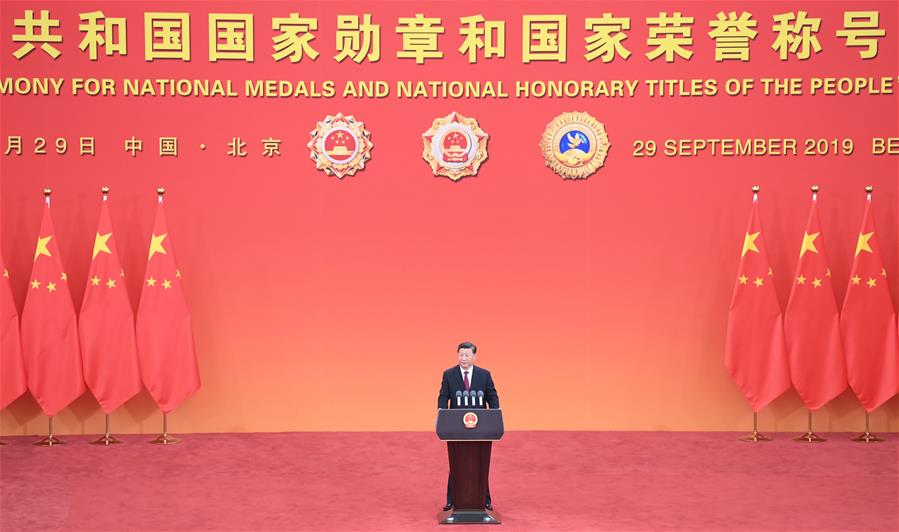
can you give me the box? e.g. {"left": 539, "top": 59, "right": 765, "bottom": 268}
{"left": 463, "top": 390, "right": 469, "bottom": 406}
{"left": 455, "top": 391, "right": 462, "bottom": 407}
{"left": 478, "top": 390, "right": 484, "bottom": 407}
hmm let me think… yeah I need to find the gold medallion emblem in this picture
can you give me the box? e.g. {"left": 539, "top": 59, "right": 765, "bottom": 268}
{"left": 307, "top": 113, "right": 373, "bottom": 178}
{"left": 422, "top": 112, "right": 489, "bottom": 181}
{"left": 539, "top": 112, "right": 610, "bottom": 179}
{"left": 463, "top": 412, "right": 479, "bottom": 429}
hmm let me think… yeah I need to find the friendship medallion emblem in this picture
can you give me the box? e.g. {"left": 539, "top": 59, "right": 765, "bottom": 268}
{"left": 422, "top": 112, "right": 489, "bottom": 181}
{"left": 539, "top": 112, "right": 610, "bottom": 179}
{"left": 463, "top": 412, "right": 479, "bottom": 429}
{"left": 307, "top": 113, "right": 373, "bottom": 178}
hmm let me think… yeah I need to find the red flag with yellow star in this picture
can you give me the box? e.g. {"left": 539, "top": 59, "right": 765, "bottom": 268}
{"left": 20, "top": 203, "right": 85, "bottom": 416}
{"left": 136, "top": 202, "right": 200, "bottom": 413}
{"left": 724, "top": 195, "right": 791, "bottom": 411}
{"left": 79, "top": 200, "right": 143, "bottom": 414}
{"left": 783, "top": 197, "right": 847, "bottom": 410}
{"left": 1, "top": 256, "right": 27, "bottom": 410}
{"left": 840, "top": 197, "right": 898, "bottom": 412}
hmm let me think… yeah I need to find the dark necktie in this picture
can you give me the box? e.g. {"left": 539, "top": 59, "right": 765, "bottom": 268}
{"left": 463, "top": 370, "right": 470, "bottom": 391}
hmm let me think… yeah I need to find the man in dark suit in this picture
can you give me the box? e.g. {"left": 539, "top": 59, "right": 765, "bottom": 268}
{"left": 438, "top": 341, "right": 500, "bottom": 511}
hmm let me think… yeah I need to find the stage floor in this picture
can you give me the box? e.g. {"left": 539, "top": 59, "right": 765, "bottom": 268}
{"left": 1, "top": 431, "right": 896, "bottom": 531}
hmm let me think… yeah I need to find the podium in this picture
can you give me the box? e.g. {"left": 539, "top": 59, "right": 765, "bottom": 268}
{"left": 436, "top": 408, "right": 504, "bottom": 525}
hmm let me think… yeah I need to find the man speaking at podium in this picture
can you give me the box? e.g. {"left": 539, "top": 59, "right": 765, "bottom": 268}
{"left": 438, "top": 341, "right": 500, "bottom": 512}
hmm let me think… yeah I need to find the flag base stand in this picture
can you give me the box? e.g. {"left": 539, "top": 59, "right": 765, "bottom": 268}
{"left": 90, "top": 434, "right": 123, "bottom": 445}
{"left": 739, "top": 412, "right": 771, "bottom": 442}
{"left": 149, "top": 413, "right": 178, "bottom": 445}
{"left": 852, "top": 412, "right": 883, "bottom": 443}
{"left": 33, "top": 435, "right": 66, "bottom": 446}
{"left": 851, "top": 432, "right": 883, "bottom": 443}
{"left": 33, "top": 417, "right": 65, "bottom": 446}
{"left": 739, "top": 430, "right": 771, "bottom": 442}
{"left": 148, "top": 433, "right": 178, "bottom": 445}
{"left": 793, "top": 431, "right": 826, "bottom": 442}
{"left": 794, "top": 411, "right": 826, "bottom": 442}
{"left": 90, "top": 415, "right": 123, "bottom": 445}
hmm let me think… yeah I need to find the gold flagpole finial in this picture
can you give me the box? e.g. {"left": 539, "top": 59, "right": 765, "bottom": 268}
{"left": 43, "top": 188, "right": 51, "bottom": 206}
{"left": 810, "top": 185, "right": 819, "bottom": 193}
{"left": 101, "top": 186, "right": 109, "bottom": 202}
{"left": 157, "top": 187, "right": 165, "bottom": 204}
{"left": 865, "top": 185, "right": 873, "bottom": 193}
{"left": 751, "top": 185, "right": 760, "bottom": 193}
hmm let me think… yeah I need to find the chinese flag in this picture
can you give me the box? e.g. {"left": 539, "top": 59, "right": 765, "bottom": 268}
{"left": 136, "top": 202, "right": 200, "bottom": 413}
{"left": 840, "top": 196, "right": 898, "bottom": 412}
{"left": 79, "top": 200, "right": 143, "bottom": 413}
{"left": 20, "top": 203, "right": 85, "bottom": 416}
{"left": 1, "top": 257, "right": 27, "bottom": 410}
{"left": 783, "top": 197, "right": 847, "bottom": 409}
{"left": 724, "top": 196, "right": 791, "bottom": 411}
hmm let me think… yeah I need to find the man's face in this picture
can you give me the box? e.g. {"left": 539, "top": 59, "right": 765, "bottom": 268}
{"left": 458, "top": 348, "right": 476, "bottom": 370}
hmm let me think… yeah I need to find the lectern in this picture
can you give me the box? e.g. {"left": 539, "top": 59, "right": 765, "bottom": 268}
{"left": 436, "top": 408, "right": 504, "bottom": 525}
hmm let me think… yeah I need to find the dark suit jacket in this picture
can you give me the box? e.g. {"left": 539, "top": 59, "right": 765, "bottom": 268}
{"left": 438, "top": 365, "right": 500, "bottom": 409}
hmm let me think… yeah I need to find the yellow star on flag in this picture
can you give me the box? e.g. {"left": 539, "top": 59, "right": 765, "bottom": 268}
{"left": 855, "top": 232, "right": 873, "bottom": 256}
{"left": 162, "top": 279, "right": 172, "bottom": 290}
{"left": 851, "top": 275, "right": 861, "bottom": 285}
{"left": 2, "top": 269, "right": 8, "bottom": 278}
{"left": 46, "top": 282, "right": 57, "bottom": 292}
{"left": 812, "top": 278, "right": 822, "bottom": 288}
{"left": 30, "top": 279, "right": 40, "bottom": 289}
{"left": 106, "top": 279, "right": 116, "bottom": 288}
{"left": 90, "top": 276, "right": 101, "bottom": 286}
{"left": 826, "top": 268, "right": 831, "bottom": 277}
{"left": 92, "top": 232, "right": 112, "bottom": 259}
{"left": 882, "top": 268, "right": 887, "bottom": 278}
{"left": 867, "top": 278, "right": 877, "bottom": 288}
{"left": 741, "top": 232, "right": 760, "bottom": 257}
{"left": 767, "top": 267, "right": 773, "bottom": 277}
{"left": 753, "top": 277, "right": 764, "bottom": 287}
{"left": 61, "top": 272, "right": 67, "bottom": 282}
{"left": 146, "top": 276, "right": 157, "bottom": 287}
{"left": 176, "top": 269, "right": 182, "bottom": 279}
{"left": 738, "top": 275, "right": 748, "bottom": 285}
{"left": 148, "top": 233, "right": 168, "bottom": 261}
{"left": 34, "top": 235, "right": 52, "bottom": 261}
{"left": 799, "top": 232, "right": 819, "bottom": 257}
{"left": 796, "top": 275, "right": 806, "bottom": 285}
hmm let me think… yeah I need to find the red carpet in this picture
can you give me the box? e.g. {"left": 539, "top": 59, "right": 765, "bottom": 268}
{"left": 0, "top": 431, "right": 895, "bottom": 531}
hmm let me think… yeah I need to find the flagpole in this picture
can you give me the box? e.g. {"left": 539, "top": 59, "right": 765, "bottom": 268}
{"left": 32, "top": 190, "right": 65, "bottom": 447}
{"left": 794, "top": 410, "right": 826, "bottom": 442}
{"left": 850, "top": 186, "right": 884, "bottom": 443}
{"left": 852, "top": 411, "right": 883, "bottom": 442}
{"left": 90, "top": 414, "right": 124, "bottom": 445}
{"left": 736, "top": 186, "right": 771, "bottom": 443}
{"left": 33, "top": 416, "right": 65, "bottom": 446}
{"left": 740, "top": 411, "right": 771, "bottom": 442}
{"left": 149, "top": 412, "right": 179, "bottom": 445}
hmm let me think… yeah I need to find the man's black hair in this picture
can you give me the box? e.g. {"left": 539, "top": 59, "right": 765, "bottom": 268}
{"left": 457, "top": 341, "right": 477, "bottom": 354}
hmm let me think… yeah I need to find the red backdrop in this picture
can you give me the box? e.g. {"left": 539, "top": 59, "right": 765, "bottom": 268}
{"left": 1, "top": 1, "right": 897, "bottom": 434}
